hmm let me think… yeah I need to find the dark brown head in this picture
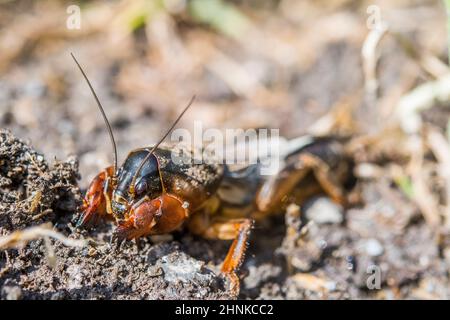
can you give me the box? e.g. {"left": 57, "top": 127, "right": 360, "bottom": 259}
{"left": 111, "top": 149, "right": 162, "bottom": 219}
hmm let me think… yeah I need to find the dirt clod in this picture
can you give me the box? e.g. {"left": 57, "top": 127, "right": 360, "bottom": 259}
{"left": 0, "top": 129, "right": 81, "bottom": 231}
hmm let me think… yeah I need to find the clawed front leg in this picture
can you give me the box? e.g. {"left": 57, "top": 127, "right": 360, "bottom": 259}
{"left": 78, "top": 166, "right": 115, "bottom": 227}
{"left": 220, "top": 219, "right": 254, "bottom": 296}
{"left": 189, "top": 215, "right": 254, "bottom": 296}
{"left": 112, "top": 194, "right": 187, "bottom": 243}
{"left": 112, "top": 197, "right": 160, "bottom": 242}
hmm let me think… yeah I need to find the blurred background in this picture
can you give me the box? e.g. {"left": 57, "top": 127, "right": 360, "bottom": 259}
{"left": 1, "top": 0, "right": 450, "bottom": 299}
{"left": 0, "top": 0, "right": 446, "bottom": 184}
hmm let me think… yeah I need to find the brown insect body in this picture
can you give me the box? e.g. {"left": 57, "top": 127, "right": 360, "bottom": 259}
{"left": 81, "top": 145, "right": 225, "bottom": 239}
{"left": 71, "top": 53, "right": 351, "bottom": 296}
{"left": 80, "top": 138, "right": 350, "bottom": 295}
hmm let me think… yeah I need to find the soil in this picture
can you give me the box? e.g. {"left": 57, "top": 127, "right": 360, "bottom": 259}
{"left": 1, "top": 0, "right": 450, "bottom": 300}
{"left": 1, "top": 129, "right": 449, "bottom": 300}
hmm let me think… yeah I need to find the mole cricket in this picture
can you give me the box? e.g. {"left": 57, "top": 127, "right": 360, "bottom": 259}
{"left": 72, "top": 53, "right": 352, "bottom": 295}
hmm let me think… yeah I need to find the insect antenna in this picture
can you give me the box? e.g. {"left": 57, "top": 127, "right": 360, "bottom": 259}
{"left": 129, "top": 95, "right": 196, "bottom": 196}
{"left": 70, "top": 53, "right": 118, "bottom": 177}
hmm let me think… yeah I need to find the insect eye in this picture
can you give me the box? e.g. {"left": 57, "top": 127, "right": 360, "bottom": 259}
{"left": 135, "top": 180, "right": 148, "bottom": 196}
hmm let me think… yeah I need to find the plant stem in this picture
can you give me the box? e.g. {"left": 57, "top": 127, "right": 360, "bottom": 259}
{"left": 444, "top": 0, "right": 450, "bottom": 64}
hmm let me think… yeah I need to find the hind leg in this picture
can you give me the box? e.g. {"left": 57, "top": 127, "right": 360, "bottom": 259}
{"left": 300, "top": 153, "right": 346, "bottom": 206}
{"left": 255, "top": 152, "right": 346, "bottom": 216}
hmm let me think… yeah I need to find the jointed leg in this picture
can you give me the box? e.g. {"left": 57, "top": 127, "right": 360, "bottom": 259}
{"left": 300, "top": 153, "right": 346, "bottom": 206}
{"left": 112, "top": 194, "right": 187, "bottom": 242}
{"left": 255, "top": 163, "right": 310, "bottom": 215}
{"left": 189, "top": 215, "right": 254, "bottom": 296}
{"left": 255, "top": 152, "right": 346, "bottom": 216}
{"left": 256, "top": 152, "right": 347, "bottom": 273}
{"left": 78, "top": 166, "right": 115, "bottom": 227}
{"left": 219, "top": 220, "right": 253, "bottom": 271}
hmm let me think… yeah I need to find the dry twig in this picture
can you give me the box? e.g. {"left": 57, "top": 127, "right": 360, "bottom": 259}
{"left": 0, "top": 223, "right": 86, "bottom": 250}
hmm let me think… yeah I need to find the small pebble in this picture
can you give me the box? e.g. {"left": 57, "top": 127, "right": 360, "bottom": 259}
{"left": 158, "top": 251, "right": 214, "bottom": 285}
{"left": 325, "top": 281, "right": 337, "bottom": 292}
{"left": 2, "top": 286, "right": 22, "bottom": 300}
{"left": 304, "top": 197, "right": 344, "bottom": 225}
{"left": 365, "top": 238, "right": 384, "bottom": 257}
{"left": 318, "top": 239, "right": 328, "bottom": 249}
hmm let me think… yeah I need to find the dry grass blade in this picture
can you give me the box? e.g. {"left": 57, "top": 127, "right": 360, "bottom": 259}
{"left": 362, "top": 22, "right": 388, "bottom": 101}
{"left": 0, "top": 223, "right": 87, "bottom": 250}
{"left": 396, "top": 74, "right": 450, "bottom": 134}
{"left": 409, "top": 137, "right": 441, "bottom": 229}
{"left": 427, "top": 128, "right": 450, "bottom": 228}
